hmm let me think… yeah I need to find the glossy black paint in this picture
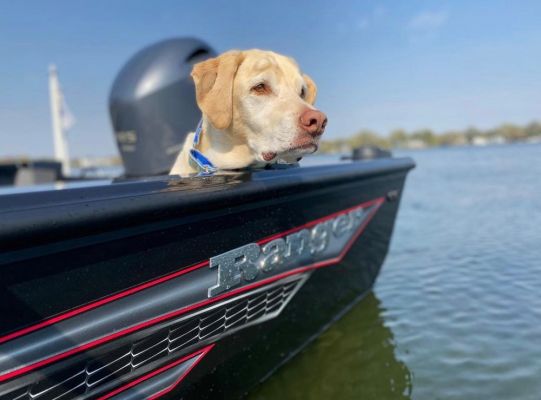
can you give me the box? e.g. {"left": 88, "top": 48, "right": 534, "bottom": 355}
{"left": 0, "top": 159, "right": 413, "bottom": 399}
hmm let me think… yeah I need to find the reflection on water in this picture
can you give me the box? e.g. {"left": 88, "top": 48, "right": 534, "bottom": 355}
{"left": 250, "top": 293, "right": 412, "bottom": 400}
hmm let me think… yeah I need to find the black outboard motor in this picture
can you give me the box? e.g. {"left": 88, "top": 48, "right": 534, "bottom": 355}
{"left": 109, "top": 38, "right": 216, "bottom": 177}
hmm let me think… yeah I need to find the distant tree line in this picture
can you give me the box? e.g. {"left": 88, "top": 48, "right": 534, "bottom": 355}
{"left": 319, "top": 121, "right": 541, "bottom": 153}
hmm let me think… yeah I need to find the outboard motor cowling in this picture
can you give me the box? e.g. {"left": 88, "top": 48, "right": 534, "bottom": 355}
{"left": 109, "top": 38, "right": 216, "bottom": 177}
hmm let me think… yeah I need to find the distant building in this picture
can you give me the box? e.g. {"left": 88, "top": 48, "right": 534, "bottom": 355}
{"left": 405, "top": 139, "right": 427, "bottom": 149}
{"left": 472, "top": 136, "right": 489, "bottom": 146}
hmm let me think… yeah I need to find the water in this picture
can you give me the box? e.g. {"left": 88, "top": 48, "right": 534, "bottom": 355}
{"left": 252, "top": 143, "right": 541, "bottom": 400}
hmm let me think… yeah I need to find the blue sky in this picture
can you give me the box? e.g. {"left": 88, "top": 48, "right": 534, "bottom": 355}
{"left": 1, "top": 0, "right": 541, "bottom": 157}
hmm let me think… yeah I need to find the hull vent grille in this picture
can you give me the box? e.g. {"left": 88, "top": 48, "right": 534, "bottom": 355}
{"left": 0, "top": 276, "right": 304, "bottom": 400}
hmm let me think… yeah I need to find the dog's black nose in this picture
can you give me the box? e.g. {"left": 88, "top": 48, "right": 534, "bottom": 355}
{"left": 299, "top": 109, "right": 327, "bottom": 137}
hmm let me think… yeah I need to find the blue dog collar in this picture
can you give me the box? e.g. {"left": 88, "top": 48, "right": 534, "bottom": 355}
{"left": 188, "top": 119, "right": 217, "bottom": 175}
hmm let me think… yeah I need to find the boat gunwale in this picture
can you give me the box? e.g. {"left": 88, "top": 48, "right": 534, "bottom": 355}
{"left": 0, "top": 158, "right": 414, "bottom": 248}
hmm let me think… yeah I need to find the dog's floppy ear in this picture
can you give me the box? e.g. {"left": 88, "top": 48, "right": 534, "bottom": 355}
{"left": 303, "top": 74, "right": 317, "bottom": 105}
{"left": 191, "top": 51, "right": 245, "bottom": 130}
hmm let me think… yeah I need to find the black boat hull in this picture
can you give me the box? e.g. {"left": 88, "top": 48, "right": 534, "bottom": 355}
{"left": 0, "top": 159, "right": 413, "bottom": 399}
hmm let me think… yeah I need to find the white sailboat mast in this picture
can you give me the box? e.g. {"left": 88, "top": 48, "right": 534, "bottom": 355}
{"left": 48, "top": 64, "right": 71, "bottom": 176}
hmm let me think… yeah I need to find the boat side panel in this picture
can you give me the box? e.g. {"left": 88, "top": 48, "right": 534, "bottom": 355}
{"left": 0, "top": 171, "right": 408, "bottom": 337}
{"left": 0, "top": 162, "right": 412, "bottom": 399}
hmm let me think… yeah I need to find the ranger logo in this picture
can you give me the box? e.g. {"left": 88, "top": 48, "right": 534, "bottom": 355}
{"left": 208, "top": 202, "right": 380, "bottom": 297}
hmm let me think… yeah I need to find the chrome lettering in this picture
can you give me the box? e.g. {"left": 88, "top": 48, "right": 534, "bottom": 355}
{"left": 207, "top": 204, "right": 375, "bottom": 297}
{"left": 208, "top": 243, "right": 260, "bottom": 297}
{"left": 260, "top": 239, "right": 287, "bottom": 272}
{"left": 332, "top": 214, "right": 353, "bottom": 237}
{"left": 285, "top": 229, "right": 310, "bottom": 258}
{"left": 309, "top": 221, "right": 331, "bottom": 254}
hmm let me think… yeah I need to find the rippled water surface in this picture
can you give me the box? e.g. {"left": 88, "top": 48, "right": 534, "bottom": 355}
{"left": 251, "top": 144, "right": 541, "bottom": 400}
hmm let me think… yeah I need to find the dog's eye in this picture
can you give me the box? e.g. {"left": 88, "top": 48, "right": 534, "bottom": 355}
{"left": 300, "top": 87, "right": 306, "bottom": 99}
{"left": 251, "top": 83, "right": 271, "bottom": 95}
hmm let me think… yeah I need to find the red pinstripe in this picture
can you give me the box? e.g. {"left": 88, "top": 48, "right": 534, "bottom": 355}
{"left": 0, "top": 197, "right": 383, "bottom": 382}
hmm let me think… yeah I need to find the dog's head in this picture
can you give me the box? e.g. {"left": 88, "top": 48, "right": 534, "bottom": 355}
{"left": 191, "top": 49, "right": 327, "bottom": 165}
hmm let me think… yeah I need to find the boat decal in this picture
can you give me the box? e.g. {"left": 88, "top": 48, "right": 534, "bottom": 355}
{"left": 0, "top": 197, "right": 384, "bottom": 387}
{"left": 209, "top": 199, "right": 382, "bottom": 297}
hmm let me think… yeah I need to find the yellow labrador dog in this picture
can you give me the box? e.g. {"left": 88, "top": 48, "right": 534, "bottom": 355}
{"left": 170, "top": 49, "right": 327, "bottom": 175}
